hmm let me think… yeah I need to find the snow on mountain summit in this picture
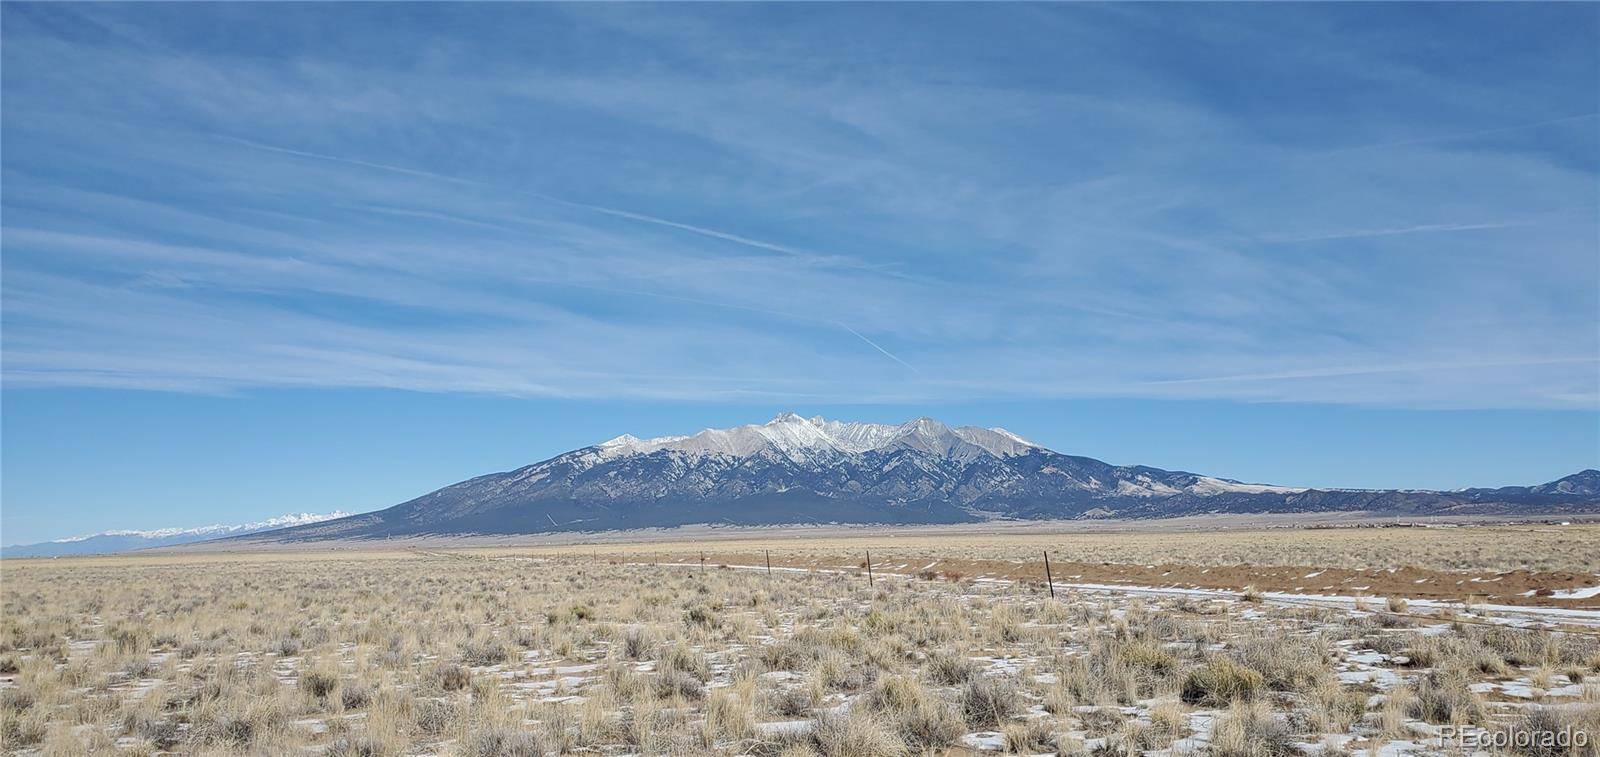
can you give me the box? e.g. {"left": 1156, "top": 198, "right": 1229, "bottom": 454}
{"left": 594, "top": 413, "right": 1041, "bottom": 462}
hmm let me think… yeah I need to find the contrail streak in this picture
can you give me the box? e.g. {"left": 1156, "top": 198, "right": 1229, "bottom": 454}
{"left": 222, "top": 137, "right": 485, "bottom": 187}
{"left": 837, "top": 322, "right": 918, "bottom": 373}
{"left": 221, "top": 135, "right": 925, "bottom": 374}
{"left": 554, "top": 201, "right": 814, "bottom": 260}
{"left": 222, "top": 135, "right": 868, "bottom": 269}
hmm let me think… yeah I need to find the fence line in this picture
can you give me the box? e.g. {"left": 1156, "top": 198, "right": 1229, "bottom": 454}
{"left": 419, "top": 547, "right": 1600, "bottom": 638}
{"left": 647, "top": 551, "right": 1600, "bottom": 639}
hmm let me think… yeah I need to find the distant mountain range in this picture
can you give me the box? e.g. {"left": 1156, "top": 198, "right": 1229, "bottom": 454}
{"left": 2, "top": 512, "right": 349, "bottom": 557}
{"left": 227, "top": 413, "right": 1600, "bottom": 544}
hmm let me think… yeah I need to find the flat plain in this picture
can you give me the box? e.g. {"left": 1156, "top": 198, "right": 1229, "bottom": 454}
{"left": 3, "top": 524, "right": 1598, "bottom": 755}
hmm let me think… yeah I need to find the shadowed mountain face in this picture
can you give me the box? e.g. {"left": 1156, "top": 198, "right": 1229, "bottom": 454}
{"left": 241, "top": 414, "right": 1600, "bottom": 543}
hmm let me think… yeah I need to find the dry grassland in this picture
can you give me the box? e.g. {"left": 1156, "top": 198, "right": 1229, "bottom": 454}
{"left": 1, "top": 525, "right": 1597, "bottom": 755}
{"left": 464, "top": 523, "right": 1600, "bottom": 574}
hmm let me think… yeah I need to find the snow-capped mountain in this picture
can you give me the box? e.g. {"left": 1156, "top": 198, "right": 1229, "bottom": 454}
{"left": 592, "top": 413, "right": 1042, "bottom": 462}
{"left": 237, "top": 413, "right": 1600, "bottom": 543}
{"left": 3, "top": 512, "right": 350, "bottom": 557}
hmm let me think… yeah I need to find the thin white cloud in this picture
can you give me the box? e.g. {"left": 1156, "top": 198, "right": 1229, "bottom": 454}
{"left": 222, "top": 135, "right": 888, "bottom": 273}
{"left": 1260, "top": 221, "right": 1526, "bottom": 243}
{"left": 1323, "top": 112, "right": 1600, "bottom": 155}
{"left": 1143, "top": 357, "right": 1600, "bottom": 386}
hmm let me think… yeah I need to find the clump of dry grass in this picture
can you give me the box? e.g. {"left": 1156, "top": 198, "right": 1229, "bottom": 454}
{"left": 1410, "top": 666, "right": 1486, "bottom": 725}
{"left": 464, "top": 726, "right": 544, "bottom": 756}
{"left": 621, "top": 626, "right": 656, "bottom": 660}
{"left": 763, "top": 686, "right": 817, "bottom": 718}
{"left": 1101, "top": 717, "right": 1182, "bottom": 755}
{"left": 1181, "top": 658, "right": 1264, "bottom": 707}
{"left": 897, "top": 699, "right": 966, "bottom": 752}
{"left": 299, "top": 664, "right": 340, "bottom": 700}
{"left": 1231, "top": 636, "right": 1331, "bottom": 693}
{"left": 1002, "top": 717, "right": 1057, "bottom": 752}
{"left": 1403, "top": 633, "right": 1509, "bottom": 675}
{"left": 430, "top": 661, "right": 471, "bottom": 692}
{"left": 460, "top": 635, "right": 512, "bottom": 666}
{"left": 1499, "top": 704, "right": 1600, "bottom": 757}
{"left": 924, "top": 650, "right": 981, "bottom": 686}
{"left": 699, "top": 689, "right": 755, "bottom": 747}
{"left": 653, "top": 668, "right": 704, "bottom": 701}
{"left": 1149, "top": 700, "right": 1189, "bottom": 742}
{"left": 1304, "top": 677, "right": 1365, "bottom": 733}
{"left": 809, "top": 709, "right": 906, "bottom": 757}
{"left": 1210, "top": 699, "right": 1298, "bottom": 757}
{"left": 1123, "top": 637, "right": 1180, "bottom": 681}
{"left": 854, "top": 674, "right": 963, "bottom": 751}
{"left": 958, "top": 674, "right": 1021, "bottom": 728}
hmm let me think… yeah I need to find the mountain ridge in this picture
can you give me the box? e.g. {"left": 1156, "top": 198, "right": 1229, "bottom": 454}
{"left": 224, "top": 414, "right": 1600, "bottom": 544}
{"left": 3, "top": 511, "right": 351, "bottom": 557}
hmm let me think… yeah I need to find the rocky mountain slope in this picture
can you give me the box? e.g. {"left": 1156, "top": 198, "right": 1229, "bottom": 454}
{"left": 237, "top": 413, "right": 1600, "bottom": 543}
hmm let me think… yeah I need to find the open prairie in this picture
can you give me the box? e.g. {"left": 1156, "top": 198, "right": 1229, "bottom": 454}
{"left": 3, "top": 524, "right": 1599, "bottom": 755}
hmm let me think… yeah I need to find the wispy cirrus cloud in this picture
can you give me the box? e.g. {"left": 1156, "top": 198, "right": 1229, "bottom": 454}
{"left": 1, "top": 3, "right": 1595, "bottom": 409}
{"left": 1320, "top": 112, "right": 1600, "bottom": 155}
{"left": 225, "top": 135, "right": 893, "bottom": 275}
{"left": 1141, "top": 357, "right": 1600, "bottom": 387}
{"left": 1258, "top": 221, "right": 1530, "bottom": 243}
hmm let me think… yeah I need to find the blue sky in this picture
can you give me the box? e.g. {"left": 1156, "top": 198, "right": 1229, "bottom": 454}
{"left": 2, "top": 4, "right": 1597, "bottom": 544}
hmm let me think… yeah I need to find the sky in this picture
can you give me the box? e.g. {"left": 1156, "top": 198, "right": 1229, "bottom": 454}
{"left": 2, "top": 3, "right": 1597, "bottom": 544}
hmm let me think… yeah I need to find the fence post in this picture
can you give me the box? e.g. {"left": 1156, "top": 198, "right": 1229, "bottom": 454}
{"left": 866, "top": 550, "right": 874, "bottom": 588}
{"left": 699, "top": 552, "right": 705, "bottom": 576}
{"left": 1043, "top": 550, "right": 1056, "bottom": 599}
{"left": 765, "top": 550, "right": 772, "bottom": 577}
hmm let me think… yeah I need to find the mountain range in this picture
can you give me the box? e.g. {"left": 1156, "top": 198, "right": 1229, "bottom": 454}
{"left": 234, "top": 413, "right": 1599, "bottom": 544}
{"left": 2, "top": 512, "right": 350, "bottom": 557}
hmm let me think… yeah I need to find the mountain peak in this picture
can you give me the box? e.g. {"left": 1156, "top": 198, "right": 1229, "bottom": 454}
{"left": 591, "top": 414, "right": 1040, "bottom": 461}
{"left": 1532, "top": 469, "right": 1600, "bottom": 496}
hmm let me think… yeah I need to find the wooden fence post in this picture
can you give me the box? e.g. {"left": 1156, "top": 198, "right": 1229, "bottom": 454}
{"left": 765, "top": 550, "right": 772, "bottom": 577}
{"left": 866, "top": 550, "right": 874, "bottom": 588}
{"left": 1043, "top": 550, "right": 1056, "bottom": 599}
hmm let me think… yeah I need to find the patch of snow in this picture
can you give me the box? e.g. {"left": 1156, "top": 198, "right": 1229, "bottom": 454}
{"left": 1184, "top": 476, "right": 1308, "bottom": 496}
